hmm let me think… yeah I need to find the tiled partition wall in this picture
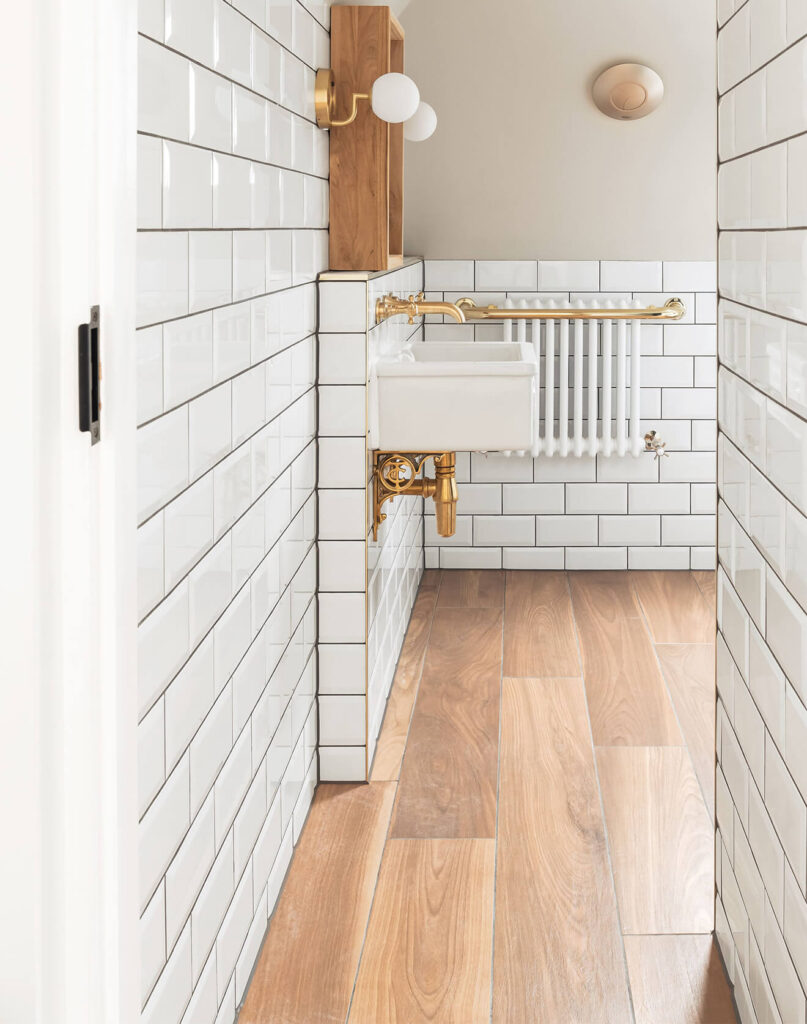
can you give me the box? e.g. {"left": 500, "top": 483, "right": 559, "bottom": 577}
{"left": 135, "top": 1, "right": 329, "bottom": 1021}
{"left": 421, "top": 258, "right": 718, "bottom": 570}
{"left": 715, "top": 3, "right": 807, "bottom": 1022}
{"left": 317, "top": 260, "right": 425, "bottom": 781}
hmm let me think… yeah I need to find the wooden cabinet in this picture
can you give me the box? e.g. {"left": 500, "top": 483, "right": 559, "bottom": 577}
{"left": 328, "top": 5, "right": 405, "bottom": 272}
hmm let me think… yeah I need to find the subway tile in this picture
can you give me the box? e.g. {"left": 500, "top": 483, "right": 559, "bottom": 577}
{"left": 475, "top": 260, "right": 537, "bottom": 291}
{"left": 318, "top": 592, "right": 365, "bottom": 643}
{"left": 318, "top": 385, "right": 366, "bottom": 436}
{"left": 138, "top": 37, "right": 189, "bottom": 141}
{"left": 215, "top": 0, "right": 252, "bottom": 86}
{"left": 138, "top": 134, "right": 162, "bottom": 229}
{"left": 189, "top": 382, "right": 232, "bottom": 480}
{"left": 565, "top": 482, "right": 627, "bottom": 514}
{"left": 189, "top": 63, "right": 233, "bottom": 152}
{"left": 629, "top": 546, "right": 690, "bottom": 570}
{"left": 767, "top": 38, "right": 807, "bottom": 143}
{"left": 319, "top": 746, "right": 365, "bottom": 782}
{"left": 319, "top": 281, "right": 368, "bottom": 332}
{"left": 233, "top": 87, "right": 267, "bottom": 161}
{"left": 663, "top": 261, "right": 717, "bottom": 291}
{"left": 319, "top": 541, "right": 366, "bottom": 592}
{"left": 600, "top": 261, "right": 661, "bottom": 291}
{"left": 319, "top": 695, "right": 365, "bottom": 746}
{"left": 502, "top": 547, "right": 564, "bottom": 569}
{"left": 165, "top": 0, "right": 216, "bottom": 65}
{"left": 472, "top": 452, "right": 533, "bottom": 482}
{"left": 164, "top": 474, "right": 214, "bottom": 588}
{"left": 139, "top": 755, "right": 191, "bottom": 912}
{"left": 139, "top": 698, "right": 166, "bottom": 819}
{"left": 232, "top": 230, "right": 266, "bottom": 302}
{"left": 232, "top": 365, "right": 266, "bottom": 446}
{"left": 190, "top": 684, "right": 233, "bottom": 815}
{"left": 214, "top": 726, "right": 251, "bottom": 849}
{"left": 163, "top": 312, "right": 213, "bottom": 408}
{"left": 537, "top": 260, "right": 599, "bottom": 291}
{"left": 141, "top": 921, "right": 191, "bottom": 1024}
{"left": 165, "top": 636, "right": 215, "bottom": 773}
{"left": 423, "top": 260, "right": 474, "bottom": 291}
{"left": 137, "top": 326, "right": 164, "bottom": 427}
{"left": 191, "top": 832, "right": 234, "bottom": 982}
{"left": 535, "top": 514, "right": 597, "bottom": 546}
{"left": 501, "top": 483, "right": 564, "bottom": 514}
{"left": 318, "top": 488, "right": 366, "bottom": 540}
{"left": 566, "top": 547, "right": 627, "bottom": 570}
{"left": 600, "top": 514, "right": 660, "bottom": 546}
{"left": 140, "top": 882, "right": 166, "bottom": 1006}
{"left": 138, "top": 407, "right": 189, "bottom": 523}
{"left": 189, "top": 231, "right": 232, "bottom": 313}
{"left": 252, "top": 29, "right": 283, "bottom": 102}
{"left": 137, "top": 231, "right": 189, "bottom": 327}
{"left": 318, "top": 644, "right": 366, "bottom": 695}
{"left": 767, "top": 570, "right": 807, "bottom": 704}
{"left": 440, "top": 547, "right": 503, "bottom": 569}
{"left": 473, "top": 515, "right": 535, "bottom": 546}
{"left": 763, "top": 897, "right": 806, "bottom": 1024}
{"left": 165, "top": 792, "right": 215, "bottom": 953}
{"left": 212, "top": 155, "right": 252, "bottom": 228}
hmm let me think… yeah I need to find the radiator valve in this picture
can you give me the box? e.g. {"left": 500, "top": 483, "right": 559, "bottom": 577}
{"left": 644, "top": 430, "right": 669, "bottom": 459}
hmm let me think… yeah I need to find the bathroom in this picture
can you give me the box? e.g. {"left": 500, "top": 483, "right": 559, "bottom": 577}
{"left": 3, "top": 0, "right": 807, "bottom": 1020}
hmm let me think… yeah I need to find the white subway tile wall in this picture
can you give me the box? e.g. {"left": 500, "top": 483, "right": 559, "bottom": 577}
{"left": 717, "top": 5, "right": 807, "bottom": 1022}
{"left": 317, "top": 262, "right": 425, "bottom": 780}
{"left": 421, "top": 259, "right": 717, "bottom": 570}
{"left": 136, "top": 0, "right": 328, "bottom": 1020}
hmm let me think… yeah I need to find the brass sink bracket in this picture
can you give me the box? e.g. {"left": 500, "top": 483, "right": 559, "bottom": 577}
{"left": 373, "top": 451, "right": 457, "bottom": 540}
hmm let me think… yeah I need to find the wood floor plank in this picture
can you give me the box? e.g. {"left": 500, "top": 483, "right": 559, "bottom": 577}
{"left": 493, "top": 677, "right": 633, "bottom": 1024}
{"left": 437, "top": 569, "right": 504, "bottom": 608}
{"left": 570, "top": 573, "right": 683, "bottom": 746}
{"left": 656, "top": 644, "right": 716, "bottom": 816}
{"left": 596, "top": 747, "right": 714, "bottom": 934}
{"left": 692, "top": 570, "right": 717, "bottom": 609}
{"left": 371, "top": 584, "right": 440, "bottom": 781}
{"left": 348, "top": 839, "right": 495, "bottom": 1023}
{"left": 631, "top": 571, "right": 715, "bottom": 644}
{"left": 624, "top": 935, "right": 737, "bottom": 1024}
{"left": 390, "top": 607, "right": 501, "bottom": 838}
{"left": 239, "top": 782, "right": 396, "bottom": 1024}
{"left": 503, "top": 571, "right": 579, "bottom": 677}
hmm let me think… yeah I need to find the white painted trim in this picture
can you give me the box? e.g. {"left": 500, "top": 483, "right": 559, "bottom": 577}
{"left": 0, "top": 1, "right": 139, "bottom": 1022}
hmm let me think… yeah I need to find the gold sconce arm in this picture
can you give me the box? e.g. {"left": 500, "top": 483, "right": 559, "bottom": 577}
{"left": 373, "top": 452, "right": 457, "bottom": 539}
{"left": 315, "top": 68, "right": 369, "bottom": 128}
{"left": 375, "top": 292, "right": 467, "bottom": 325}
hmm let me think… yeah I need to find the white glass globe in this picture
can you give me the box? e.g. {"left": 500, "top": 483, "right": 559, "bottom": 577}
{"left": 370, "top": 73, "right": 420, "bottom": 123}
{"left": 404, "top": 101, "right": 437, "bottom": 141}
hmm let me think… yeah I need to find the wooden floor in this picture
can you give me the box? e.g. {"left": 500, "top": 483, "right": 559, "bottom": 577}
{"left": 240, "top": 570, "right": 737, "bottom": 1024}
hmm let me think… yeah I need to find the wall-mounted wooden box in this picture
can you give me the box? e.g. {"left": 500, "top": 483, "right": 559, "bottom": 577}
{"left": 328, "top": 5, "right": 404, "bottom": 272}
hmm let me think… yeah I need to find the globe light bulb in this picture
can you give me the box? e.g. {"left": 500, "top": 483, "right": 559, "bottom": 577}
{"left": 404, "top": 101, "right": 437, "bottom": 141}
{"left": 370, "top": 72, "right": 420, "bottom": 123}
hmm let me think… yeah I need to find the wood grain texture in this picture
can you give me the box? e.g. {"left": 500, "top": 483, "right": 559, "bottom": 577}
{"left": 656, "top": 644, "right": 716, "bottom": 816}
{"left": 503, "top": 571, "right": 579, "bottom": 677}
{"left": 437, "top": 569, "right": 505, "bottom": 608}
{"left": 329, "top": 6, "right": 391, "bottom": 270}
{"left": 631, "top": 571, "right": 715, "bottom": 644}
{"left": 391, "top": 607, "right": 502, "bottom": 838}
{"left": 371, "top": 585, "right": 440, "bottom": 781}
{"left": 348, "top": 839, "right": 495, "bottom": 1023}
{"left": 692, "top": 570, "right": 717, "bottom": 609}
{"left": 624, "top": 935, "right": 737, "bottom": 1024}
{"left": 596, "top": 747, "right": 714, "bottom": 934}
{"left": 493, "top": 677, "right": 632, "bottom": 1024}
{"left": 570, "top": 573, "right": 682, "bottom": 746}
{"left": 239, "top": 782, "right": 395, "bottom": 1024}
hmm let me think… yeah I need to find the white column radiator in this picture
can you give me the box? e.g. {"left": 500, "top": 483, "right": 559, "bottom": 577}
{"left": 503, "top": 299, "right": 644, "bottom": 458}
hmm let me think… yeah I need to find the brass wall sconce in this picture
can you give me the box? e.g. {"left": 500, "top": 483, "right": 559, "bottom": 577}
{"left": 373, "top": 452, "right": 457, "bottom": 539}
{"left": 315, "top": 68, "right": 437, "bottom": 138}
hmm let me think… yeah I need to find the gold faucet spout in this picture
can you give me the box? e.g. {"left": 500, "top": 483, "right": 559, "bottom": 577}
{"left": 375, "top": 292, "right": 466, "bottom": 325}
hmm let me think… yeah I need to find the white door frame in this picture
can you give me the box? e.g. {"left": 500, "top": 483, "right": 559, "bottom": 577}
{"left": 0, "top": 2, "right": 139, "bottom": 1022}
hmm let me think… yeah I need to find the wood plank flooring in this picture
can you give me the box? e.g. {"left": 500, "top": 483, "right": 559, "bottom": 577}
{"left": 241, "top": 570, "right": 735, "bottom": 1024}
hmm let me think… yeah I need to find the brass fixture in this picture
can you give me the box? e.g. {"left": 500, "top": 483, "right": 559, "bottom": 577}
{"left": 454, "top": 296, "right": 686, "bottom": 321}
{"left": 373, "top": 451, "right": 457, "bottom": 539}
{"left": 315, "top": 67, "right": 425, "bottom": 130}
{"left": 315, "top": 69, "right": 369, "bottom": 128}
{"left": 375, "top": 292, "right": 467, "bottom": 325}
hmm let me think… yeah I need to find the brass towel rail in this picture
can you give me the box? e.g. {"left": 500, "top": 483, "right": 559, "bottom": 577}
{"left": 455, "top": 296, "right": 685, "bottom": 321}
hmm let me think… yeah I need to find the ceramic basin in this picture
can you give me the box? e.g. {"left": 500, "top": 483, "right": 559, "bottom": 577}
{"left": 371, "top": 342, "right": 538, "bottom": 452}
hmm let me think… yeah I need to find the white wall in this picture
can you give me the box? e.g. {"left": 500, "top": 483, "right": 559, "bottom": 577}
{"left": 401, "top": 0, "right": 716, "bottom": 260}
{"left": 135, "top": 1, "right": 329, "bottom": 1020}
{"left": 715, "top": 3, "right": 807, "bottom": 1022}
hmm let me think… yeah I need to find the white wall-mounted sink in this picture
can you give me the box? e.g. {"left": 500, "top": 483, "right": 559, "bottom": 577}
{"left": 371, "top": 342, "right": 538, "bottom": 452}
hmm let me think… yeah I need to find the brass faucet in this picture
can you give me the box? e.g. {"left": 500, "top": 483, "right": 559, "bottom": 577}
{"left": 375, "top": 291, "right": 467, "bottom": 325}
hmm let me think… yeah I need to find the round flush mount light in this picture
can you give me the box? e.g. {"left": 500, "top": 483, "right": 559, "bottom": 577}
{"left": 370, "top": 72, "right": 420, "bottom": 123}
{"left": 592, "top": 63, "right": 664, "bottom": 120}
